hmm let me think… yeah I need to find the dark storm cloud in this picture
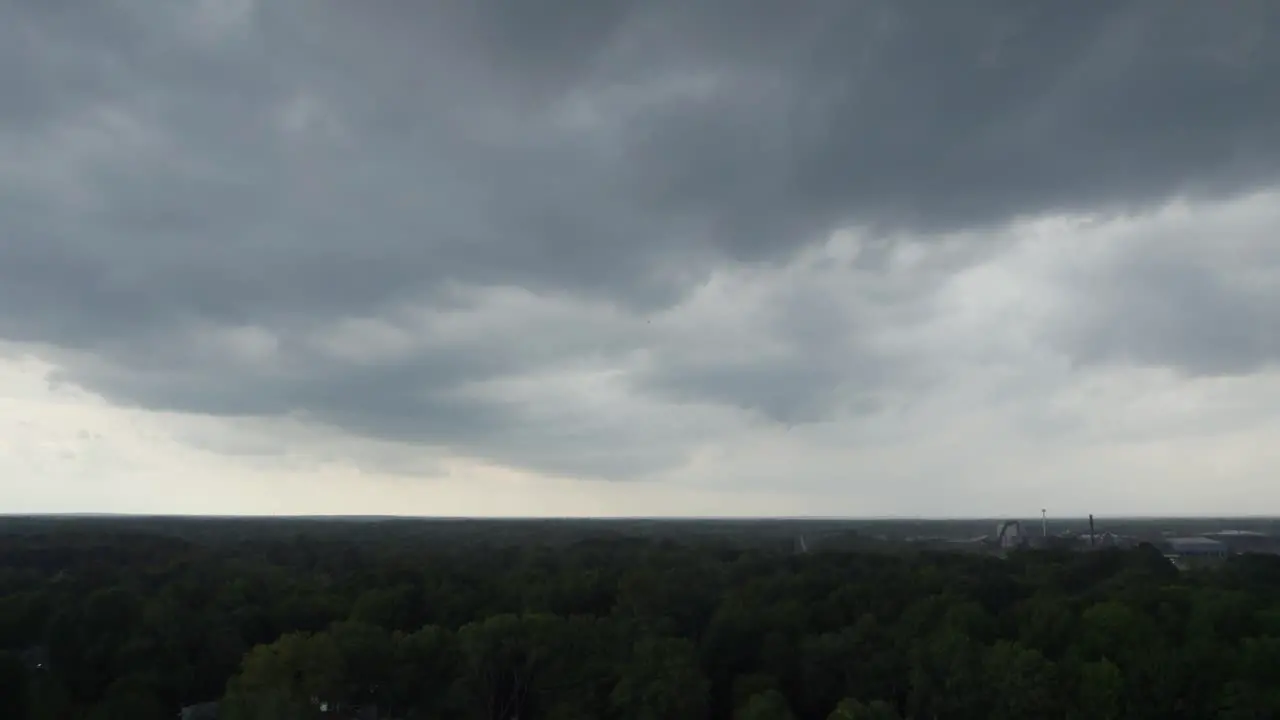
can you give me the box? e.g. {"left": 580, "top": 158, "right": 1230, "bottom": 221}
{"left": 63, "top": 348, "right": 514, "bottom": 445}
{"left": 1058, "top": 229, "right": 1280, "bottom": 377}
{"left": 2, "top": 0, "right": 1279, "bottom": 476}
{"left": 635, "top": 275, "right": 901, "bottom": 425}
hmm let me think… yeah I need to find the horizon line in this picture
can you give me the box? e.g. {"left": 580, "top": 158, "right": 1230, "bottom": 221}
{"left": 4, "top": 513, "right": 1280, "bottom": 522}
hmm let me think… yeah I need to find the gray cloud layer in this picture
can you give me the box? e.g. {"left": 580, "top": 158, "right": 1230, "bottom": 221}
{"left": 3, "top": 0, "right": 1279, "bottom": 480}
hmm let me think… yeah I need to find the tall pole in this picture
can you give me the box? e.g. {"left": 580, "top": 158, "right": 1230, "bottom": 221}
{"left": 1041, "top": 509, "right": 1047, "bottom": 537}
{"left": 1089, "top": 514, "right": 1096, "bottom": 547}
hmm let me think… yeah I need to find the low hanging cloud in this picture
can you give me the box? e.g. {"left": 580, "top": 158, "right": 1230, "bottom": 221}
{"left": 1052, "top": 193, "right": 1280, "bottom": 376}
{"left": 2, "top": 0, "right": 1280, "bottom": 493}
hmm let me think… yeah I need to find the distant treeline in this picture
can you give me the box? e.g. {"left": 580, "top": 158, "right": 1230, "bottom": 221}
{"left": 3, "top": 518, "right": 1280, "bottom": 718}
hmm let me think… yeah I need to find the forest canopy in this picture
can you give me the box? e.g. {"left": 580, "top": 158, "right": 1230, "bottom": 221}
{"left": 3, "top": 517, "right": 1280, "bottom": 719}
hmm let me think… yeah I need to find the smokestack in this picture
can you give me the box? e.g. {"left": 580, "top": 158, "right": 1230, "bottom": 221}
{"left": 1041, "top": 509, "right": 1047, "bottom": 537}
{"left": 1089, "top": 514, "right": 1096, "bottom": 547}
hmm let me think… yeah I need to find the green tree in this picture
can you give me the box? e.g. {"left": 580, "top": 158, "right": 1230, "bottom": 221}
{"left": 906, "top": 629, "right": 987, "bottom": 719}
{"left": 389, "top": 625, "right": 463, "bottom": 718}
{"left": 799, "top": 615, "right": 900, "bottom": 717}
{"left": 349, "top": 586, "right": 417, "bottom": 631}
{"left": 615, "top": 559, "right": 723, "bottom": 638}
{"left": 611, "top": 637, "right": 710, "bottom": 720}
{"left": 985, "top": 640, "right": 1058, "bottom": 720}
{"left": 0, "top": 650, "right": 30, "bottom": 719}
{"left": 1078, "top": 600, "right": 1153, "bottom": 661}
{"left": 540, "top": 615, "right": 627, "bottom": 719}
{"left": 46, "top": 586, "right": 145, "bottom": 702}
{"left": 828, "top": 698, "right": 901, "bottom": 720}
{"left": 1013, "top": 593, "right": 1076, "bottom": 658}
{"left": 1216, "top": 637, "right": 1280, "bottom": 718}
{"left": 328, "top": 621, "right": 394, "bottom": 707}
{"left": 735, "top": 688, "right": 796, "bottom": 720}
{"left": 88, "top": 676, "right": 167, "bottom": 720}
{"left": 1072, "top": 657, "right": 1123, "bottom": 720}
{"left": 221, "top": 632, "right": 343, "bottom": 720}
{"left": 457, "top": 614, "right": 563, "bottom": 720}
{"left": 732, "top": 673, "right": 782, "bottom": 713}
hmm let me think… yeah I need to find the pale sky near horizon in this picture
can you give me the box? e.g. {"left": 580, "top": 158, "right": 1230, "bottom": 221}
{"left": 3, "top": 0, "right": 1280, "bottom": 517}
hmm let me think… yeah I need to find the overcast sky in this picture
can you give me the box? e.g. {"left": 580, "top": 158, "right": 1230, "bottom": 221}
{"left": 3, "top": 0, "right": 1279, "bottom": 517}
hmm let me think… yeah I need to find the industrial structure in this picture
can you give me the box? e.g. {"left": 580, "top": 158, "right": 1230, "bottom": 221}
{"left": 1166, "top": 537, "right": 1228, "bottom": 556}
{"left": 983, "top": 511, "right": 1280, "bottom": 568}
{"left": 1163, "top": 537, "right": 1229, "bottom": 569}
{"left": 987, "top": 511, "right": 1143, "bottom": 553}
{"left": 870, "top": 513, "right": 1280, "bottom": 562}
{"left": 995, "top": 520, "right": 1023, "bottom": 549}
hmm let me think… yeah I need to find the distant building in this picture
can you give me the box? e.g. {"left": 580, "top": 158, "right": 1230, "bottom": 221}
{"left": 1167, "top": 537, "right": 1228, "bottom": 556}
{"left": 1165, "top": 537, "right": 1228, "bottom": 569}
{"left": 1204, "top": 531, "right": 1280, "bottom": 555}
{"left": 1094, "top": 532, "right": 1135, "bottom": 549}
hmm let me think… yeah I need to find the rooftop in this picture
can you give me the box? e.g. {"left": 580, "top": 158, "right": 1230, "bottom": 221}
{"left": 1167, "top": 537, "right": 1227, "bottom": 550}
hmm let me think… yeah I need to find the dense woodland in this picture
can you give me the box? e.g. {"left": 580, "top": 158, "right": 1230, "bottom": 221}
{"left": 3, "top": 518, "right": 1280, "bottom": 719}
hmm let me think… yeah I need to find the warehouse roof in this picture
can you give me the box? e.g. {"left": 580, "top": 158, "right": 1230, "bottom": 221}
{"left": 1167, "top": 537, "right": 1227, "bottom": 552}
